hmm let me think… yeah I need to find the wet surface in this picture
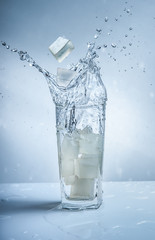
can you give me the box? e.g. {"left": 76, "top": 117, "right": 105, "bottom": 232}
{"left": 0, "top": 182, "right": 155, "bottom": 240}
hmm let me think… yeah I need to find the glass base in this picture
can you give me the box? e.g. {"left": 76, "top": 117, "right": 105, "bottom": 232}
{"left": 61, "top": 196, "right": 102, "bottom": 210}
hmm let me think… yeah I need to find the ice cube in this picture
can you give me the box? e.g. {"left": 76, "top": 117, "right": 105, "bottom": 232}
{"left": 70, "top": 178, "right": 94, "bottom": 199}
{"left": 79, "top": 133, "right": 103, "bottom": 155}
{"left": 49, "top": 37, "right": 74, "bottom": 63}
{"left": 57, "top": 68, "right": 76, "bottom": 87}
{"left": 61, "top": 159, "right": 74, "bottom": 178}
{"left": 61, "top": 134, "right": 79, "bottom": 160}
{"left": 63, "top": 175, "right": 77, "bottom": 185}
{"left": 75, "top": 154, "right": 101, "bottom": 178}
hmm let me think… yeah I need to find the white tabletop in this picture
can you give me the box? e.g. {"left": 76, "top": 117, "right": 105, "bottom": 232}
{"left": 0, "top": 182, "right": 155, "bottom": 240}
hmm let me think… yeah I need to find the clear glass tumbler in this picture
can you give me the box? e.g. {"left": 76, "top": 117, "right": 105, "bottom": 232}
{"left": 56, "top": 101, "right": 106, "bottom": 210}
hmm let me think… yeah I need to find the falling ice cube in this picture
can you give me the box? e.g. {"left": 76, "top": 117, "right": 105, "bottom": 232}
{"left": 49, "top": 37, "right": 74, "bottom": 63}
{"left": 57, "top": 68, "right": 77, "bottom": 87}
{"left": 70, "top": 178, "right": 95, "bottom": 199}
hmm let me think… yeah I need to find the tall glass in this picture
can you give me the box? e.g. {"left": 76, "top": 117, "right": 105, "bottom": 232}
{"left": 56, "top": 102, "right": 106, "bottom": 210}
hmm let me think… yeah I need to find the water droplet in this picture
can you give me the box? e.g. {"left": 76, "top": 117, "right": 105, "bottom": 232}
{"left": 115, "top": 18, "right": 118, "bottom": 21}
{"left": 32, "top": 233, "right": 39, "bottom": 238}
{"left": 129, "top": 27, "right": 133, "bottom": 30}
{"left": 129, "top": 42, "right": 132, "bottom": 46}
{"left": 103, "top": 44, "right": 107, "bottom": 48}
{"left": 94, "top": 34, "right": 99, "bottom": 39}
{"left": 96, "top": 28, "right": 102, "bottom": 33}
{"left": 0, "top": 215, "right": 11, "bottom": 220}
{"left": 6, "top": 45, "right": 10, "bottom": 49}
{"left": 111, "top": 43, "right": 116, "bottom": 48}
{"left": 105, "top": 17, "right": 108, "bottom": 22}
{"left": 18, "top": 51, "right": 27, "bottom": 61}
{"left": 97, "top": 46, "right": 101, "bottom": 49}
{"left": 112, "top": 225, "right": 120, "bottom": 229}
{"left": 137, "top": 220, "right": 148, "bottom": 225}
{"left": 11, "top": 48, "right": 18, "bottom": 52}
{"left": 123, "top": 46, "right": 126, "bottom": 49}
{"left": 113, "top": 58, "right": 116, "bottom": 61}
{"left": 1, "top": 41, "right": 6, "bottom": 46}
{"left": 126, "top": 9, "right": 130, "bottom": 13}
{"left": 125, "top": 34, "right": 128, "bottom": 37}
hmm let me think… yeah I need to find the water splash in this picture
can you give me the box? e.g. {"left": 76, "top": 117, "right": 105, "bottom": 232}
{"left": 1, "top": 41, "right": 107, "bottom": 109}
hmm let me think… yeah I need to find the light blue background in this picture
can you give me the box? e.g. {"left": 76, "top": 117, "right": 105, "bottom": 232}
{"left": 0, "top": 0, "right": 155, "bottom": 183}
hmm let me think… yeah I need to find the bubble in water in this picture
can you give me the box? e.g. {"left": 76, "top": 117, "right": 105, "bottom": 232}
{"left": 94, "top": 34, "right": 99, "bottom": 39}
{"left": 6, "top": 45, "right": 10, "bottom": 49}
{"left": 105, "top": 17, "right": 108, "bottom": 22}
{"left": 113, "top": 58, "right": 116, "bottom": 61}
{"left": 129, "top": 42, "right": 132, "bottom": 46}
{"left": 115, "top": 18, "right": 118, "bottom": 21}
{"left": 129, "top": 27, "right": 133, "bottom": 30}
{"left": 123, "top": 46, "right": 126, "bottom": 49}
{"left": 103, "top": 44, "right": 107, "bottom": 48}
{"left": 126, "top": 9, "right": 130, "bottom": 13}
{"left": 97, "top": 46, "right": 101, "bottom": 49}
{"left": 125, "top": 34, "right": 128, "bottom": 37}
{"left": 111, "top": 43, "right": 116, "bottom": 48}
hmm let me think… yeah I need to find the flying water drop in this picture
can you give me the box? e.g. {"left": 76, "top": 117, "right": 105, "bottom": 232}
{"left": 105, "top": 17, "right": 108, "bottom": 22}
{"left": 111, "top": 43, "right": 116, "bottom": 48}
{"left": 96, "top": 29, "right": 102, "bottom": 33}
{"left": 94, "top": 34, "right": 99, "bottom": 39}
{"left": 11, "top": 48, "right": 18, "bottom": 52}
